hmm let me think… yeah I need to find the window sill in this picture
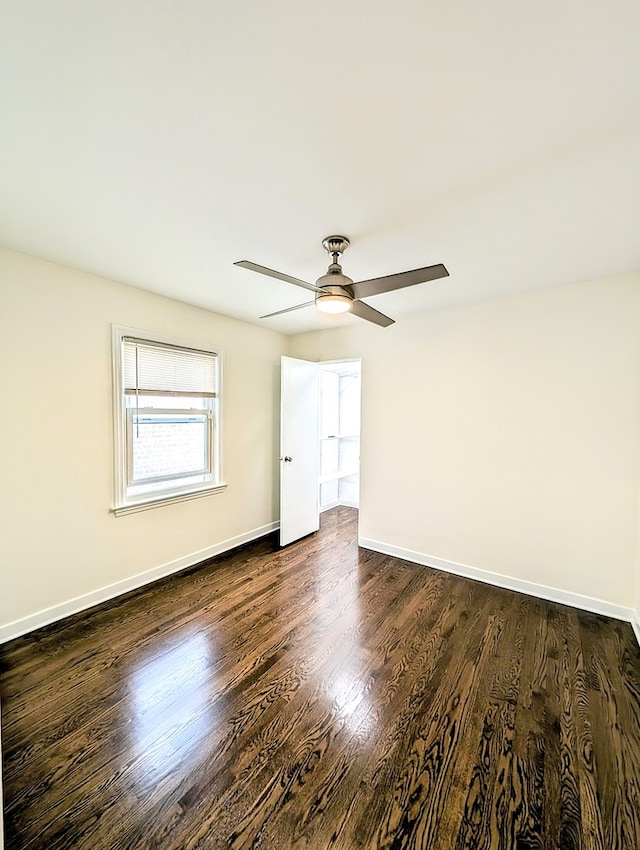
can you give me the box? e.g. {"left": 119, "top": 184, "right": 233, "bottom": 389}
{"left": 111, "top": 482, "right": 228, "bottom": 517}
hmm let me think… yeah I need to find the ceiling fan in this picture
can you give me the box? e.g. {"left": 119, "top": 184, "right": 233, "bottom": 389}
{"left": 234, "top": 236, "right": 449, "bottom": 327}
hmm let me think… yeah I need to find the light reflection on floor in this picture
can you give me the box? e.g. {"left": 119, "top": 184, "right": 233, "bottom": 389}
{"left": 310, "top": 543, "right": 378, "bottom": 739}
{"left": 130, "top": 632, "right": 217, "bottom": 784}
{"left": 329, "top": 668, "right": 376, "bottom": 736}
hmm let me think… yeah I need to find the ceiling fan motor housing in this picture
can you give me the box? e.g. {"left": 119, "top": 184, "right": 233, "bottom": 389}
{"left": 315, "top": 281, "right": 353, "bottom": 298}
{"left": 315, "top": 273, "right": 354, "bottom": 296}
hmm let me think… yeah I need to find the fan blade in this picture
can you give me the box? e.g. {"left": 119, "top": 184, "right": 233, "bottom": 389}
{"left": 350, "top": 263, "right": 449, "bottom": 299}
{"left": 350, "top": 299, "right": 395, "bottom": 327}
{"left": 259, "top": 300, "right": 316, "bottom": 319}
{"left": 235, "top": 261, "right": 321, "bottom": 293}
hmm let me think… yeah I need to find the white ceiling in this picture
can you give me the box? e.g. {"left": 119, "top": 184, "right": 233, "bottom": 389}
{"left": 1, "top": 1, "right": 639, "bottom": 334}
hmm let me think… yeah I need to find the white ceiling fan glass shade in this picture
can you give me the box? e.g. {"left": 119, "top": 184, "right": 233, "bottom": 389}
{"left": 315, "top": 293, "right": 352, "bottom": 314}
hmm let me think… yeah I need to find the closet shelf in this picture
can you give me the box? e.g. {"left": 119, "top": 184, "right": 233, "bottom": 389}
{"left": 319, "top": 468, "right": 359, "bottom": 484}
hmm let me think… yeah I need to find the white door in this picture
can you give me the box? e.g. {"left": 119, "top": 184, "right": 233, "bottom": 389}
{"left": 280, "top": 356, "right": 319, "bottom": 546}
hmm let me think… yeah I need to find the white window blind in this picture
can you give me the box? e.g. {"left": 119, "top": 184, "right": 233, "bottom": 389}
{"left": 123, "top": 338, "right": 218, "bottom": 397}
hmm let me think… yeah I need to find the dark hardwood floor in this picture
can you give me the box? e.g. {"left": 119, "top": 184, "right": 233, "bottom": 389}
{"left": 2, "top": 507, "right": 640, "bottom": 849}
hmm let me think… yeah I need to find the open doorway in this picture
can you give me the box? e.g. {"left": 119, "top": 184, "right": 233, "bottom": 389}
{"left": 318, "top": 359, "right": 361, "bottom": 513}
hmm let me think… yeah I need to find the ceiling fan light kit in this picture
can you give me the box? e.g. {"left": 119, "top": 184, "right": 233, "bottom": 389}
{"left": 315, "top": 291, "right": 352, "bottom": 314}
{"left": 235, "top": 235, "right": 449, "bottom": 327}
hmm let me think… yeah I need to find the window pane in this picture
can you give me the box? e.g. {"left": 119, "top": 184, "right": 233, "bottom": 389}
{"left": 131, "top": 418, "right": 208, "bottom": 482}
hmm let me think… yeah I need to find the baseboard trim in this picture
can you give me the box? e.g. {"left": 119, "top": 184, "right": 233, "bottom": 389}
{"left": 359, "top": 537, "right": 634, "bottom": 623}
{"left": 0, "top": 521, "right": 279, "bottom": 644}
{"left": 320, "top": 500, "right": 340, "bottom": 513}
{"left": 632, "top": 611, "right": 640, "bottom": 649}
{"left": 320, "top": 500, "right": 359, "bottom": 513}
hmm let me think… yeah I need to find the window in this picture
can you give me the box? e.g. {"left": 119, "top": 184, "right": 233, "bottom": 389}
{"left": 112, "top": 327, "right": 225, "bottom": 515}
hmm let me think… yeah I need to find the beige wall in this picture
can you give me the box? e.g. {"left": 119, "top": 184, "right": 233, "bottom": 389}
{"left": 290, "top": 274, "right": 640, "bottom": 609}
{"left": 636, "top": 503, "right": 640, "bottom": 617}
{"left": 0, "top": 249, "right": 287, "bottom": 632}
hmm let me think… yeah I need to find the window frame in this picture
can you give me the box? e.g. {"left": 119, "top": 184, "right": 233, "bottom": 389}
{"left": 111, "top": 325, "right": 226, "bottom": 516}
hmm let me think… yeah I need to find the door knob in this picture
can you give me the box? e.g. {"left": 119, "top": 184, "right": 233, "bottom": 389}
{"left": 283, "top": 455, "right": 293, "bottom": 462}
